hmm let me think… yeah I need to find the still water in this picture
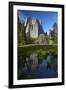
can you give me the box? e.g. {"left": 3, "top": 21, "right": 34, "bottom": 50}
{"left": 18, "top": 52, "right": 58, "bottom": 80}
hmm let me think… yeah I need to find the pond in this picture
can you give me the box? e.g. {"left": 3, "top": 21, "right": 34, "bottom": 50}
{"left": 18, "top": 52, "right": 58, "bottom": 80}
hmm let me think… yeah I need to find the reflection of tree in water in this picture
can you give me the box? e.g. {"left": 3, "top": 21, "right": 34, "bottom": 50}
{"left": 30, "top": 53, "right": 38, "bottom": 70}
{"left": 18, "top": 55, "right": 26, "bottom": 78}
{"left": 38, "top": 54, "right": 57, "bottom": 72}
{"left": 46, "top": 55, "right": 57, "bottom": 72}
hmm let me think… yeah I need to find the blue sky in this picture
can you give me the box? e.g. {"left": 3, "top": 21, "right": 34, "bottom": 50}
{"left": 18, "top": 10, "right": 58, "bottom": 32}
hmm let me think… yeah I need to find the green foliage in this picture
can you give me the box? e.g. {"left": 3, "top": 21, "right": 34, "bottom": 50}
{"left": 21, "top": 24, "right": 26, "bottom": 44}
{"left": 18, "top": 21, "right": 26, "bottom": 45}
{"left": 37, "top": 49, "right": 47, "bottom": 59}
{"left": 18, "top": 21, "right": 22, "bottom": 44}
{"left": 39, "top": 34, "right": 49, "bottom": 44}
{"left": 30, "top": 38, "right": 39, "bottom": 44}
{"left": 53, "top": 22, "right": 58, "bottom": 31}
{"left": 49, "top": 22, "right": 58, "bottom": 44}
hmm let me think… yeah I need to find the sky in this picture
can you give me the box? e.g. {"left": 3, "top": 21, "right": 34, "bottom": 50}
{"left": 18, "top": 10, "right": 58, "bottom": 33}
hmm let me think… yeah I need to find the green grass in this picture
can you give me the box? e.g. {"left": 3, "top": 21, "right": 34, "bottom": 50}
{"left": 18, "top": 44, "right": 57, "bottom": 56}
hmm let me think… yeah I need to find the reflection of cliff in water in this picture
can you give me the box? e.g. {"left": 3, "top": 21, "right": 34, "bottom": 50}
{"left": 18, "top": 52, "right": 58, "bottom": 80}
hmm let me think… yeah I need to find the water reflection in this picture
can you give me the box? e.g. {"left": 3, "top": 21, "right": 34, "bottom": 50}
{"left": 18, "top": 52, "right": 58, "bottom": 80}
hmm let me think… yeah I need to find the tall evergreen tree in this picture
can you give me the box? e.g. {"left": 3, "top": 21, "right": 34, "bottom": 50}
{"left": 21, "top": 23, "right": 26, "bottom": 45}
{"left": 18, "top": 16, "right": 22, "bottom": 45}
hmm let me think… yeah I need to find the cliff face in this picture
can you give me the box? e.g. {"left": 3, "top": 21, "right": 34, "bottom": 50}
{"left": 24, "top": 17, "right": 44, "bottom": 38}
